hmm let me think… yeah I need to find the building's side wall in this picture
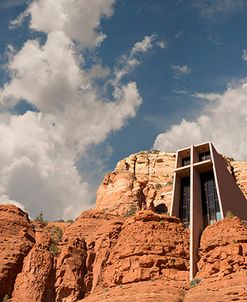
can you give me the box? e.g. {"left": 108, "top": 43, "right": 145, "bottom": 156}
{"left": 190, "top": 166, "right": 204, "bottom": 279}
{"left": 211, "top": 144, "right": 247, "bottom": 220}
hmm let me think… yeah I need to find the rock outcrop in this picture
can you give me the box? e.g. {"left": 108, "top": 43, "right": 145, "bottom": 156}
{"left": 11, "top": 229, "right": 55, "bottom": 302}
{"left": 1, "top": 151, "right": 247, "bottom": 301}
{"left": 184, "top": 217, "right": 247, "bottom": 302}
{"left": 0, "top": 205, "right": 35, "bottom": 300}
{"left": 96, "top": 151, "right": 176, "bottom": 215}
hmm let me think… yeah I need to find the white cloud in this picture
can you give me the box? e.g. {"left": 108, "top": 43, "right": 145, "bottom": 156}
{"left": 130, "top": 34, "right": 156, "bottom": 56}
{"left": 113, "top": 35, "right": 159, "bottom": 85}
{"left": 242, "top": 49, "right": 247, "bottom": 62}
{"left": 154, "top": 80, "right": 247, "bottom": 160}
{"left": 190, "top": 0, "right": 245, "bottom": 21}
{"left": 171, "top": 65, "right": 191, "bottom": 78}
{"left": 156, "top": 40, "right": 166, "bottom": 49}
{"left": 27, "top": 0, "right": 114, "bottom": 48}
{"left": 0, "top": 194, "right": 25, "bottom": 211}
{"left": 0, "top": 0, "right": 152, "bottom": 220}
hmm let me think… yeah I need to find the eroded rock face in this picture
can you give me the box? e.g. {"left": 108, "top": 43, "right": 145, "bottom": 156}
{"left": 11, "top": 229, "right": 55, "bottom": 302}
{"left": 58, "top": 210, "right": 189, "bottom": 299}
{"left": 81, "top": 279, "right": 187, "bottom": 302}
{"left": 99, "top": 211, "right": 189, "bottom": 288}
{"left": 230, "top": 159, "right": 247, "bottom": 200}
{"left": 96, "top": 151, "right": 176, "bottom": 216}
{"left": 55, "top": 238, "right": 87, "bottom": 302}
{"left": 197, "top": 217, "right": 247, "bottom": 279}
{"left": 0, "top": 205, "right": 35, "bottom": 300}
{"left": 184, "top": 217, "right": 247, "bottom": 302}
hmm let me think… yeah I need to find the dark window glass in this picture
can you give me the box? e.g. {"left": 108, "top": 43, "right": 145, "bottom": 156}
{"left": 199, "top": 151, "right": 211, "bottom": 161}
{"left": 201, "top": 171, "right": 220, "bottom": 227}
{"left": 182, "top": 157, "right": 190, "bottom": 166}
{"left": 180, "top": 177, "right": 190, "bottom": 227}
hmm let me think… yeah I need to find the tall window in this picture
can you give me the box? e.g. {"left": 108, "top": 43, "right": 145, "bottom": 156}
{"left": 201, "top": 171, "right": 221, "bottom": 226}
{"left": 180, "top": 177, "right": 190, "bottom": 227}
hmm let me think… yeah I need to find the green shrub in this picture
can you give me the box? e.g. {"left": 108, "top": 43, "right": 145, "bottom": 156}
{"left": 49, "top": 226, "right": 63, "bottom": 256}
{"left": 66, "top": 219, "right": 74, "bottom": 224}
{"left": 2, "top": 294, "right": 9, "bottom": 302}
{"left": 226, "top": 211, "right": 235, "bottom": 218}
{"left": 165, "top": 181, "right": 173, "bottom": 186}
{"left": 124, "top": 205, "right": 137, "bottom": 217}
{"left": 159, "top": 220, "right": 164, "bottom": 225}
{"left": 35, "top": 211, "right": 44, "bottom": 222}
{"left": 241, "top": 219, "right": 247, "bottom": 226}
{"left": 190, "top": 278, "right": 201, "bottom": 287}
{"left": 155, "top": 183, "right": 163, "bottom": 190}
{"left": 150, "top": 149, "right": 160, "bottom": 154}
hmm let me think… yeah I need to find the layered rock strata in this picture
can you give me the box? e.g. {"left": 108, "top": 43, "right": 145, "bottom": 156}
{"left": 96, "top": 151, "right": 176, "bottom": 216}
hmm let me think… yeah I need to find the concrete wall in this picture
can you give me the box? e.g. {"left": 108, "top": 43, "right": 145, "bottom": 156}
{"left": 190, "top": 146, "right": 204, "bottom": 279}
{"left": 211, "top": 144, "right": 247, "bottom": 220}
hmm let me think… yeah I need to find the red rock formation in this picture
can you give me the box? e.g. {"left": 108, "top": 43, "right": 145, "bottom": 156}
{"left": 96, "top": 151, "right": 176, "bottom": 215}
{"left": 98, "top": 211, "right": 189, "bottom": 288}
{"left": 55, "top": 237, "right": 87, "bottom": 301}
{"left": 197, "top": 217, "right": 247, "bottom": 279}
{"left": 0, "top": 205, "right": 35, "bottom": 300}
{"left": 11, "top": 229, "right": 55, "bottom": 302}
{"left": 230, "top": 159, "right": 247, "bottom": 200}
{"left": 81, "top": 279, "right": 187, "bottom": 302}
{"left": 185, "top": 216, "right": 247, "bottom": 302}
{"left": 0, "top": 152, "right": 247, "bottom": 301}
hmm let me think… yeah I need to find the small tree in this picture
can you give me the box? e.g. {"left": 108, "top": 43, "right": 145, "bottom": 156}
{"left": 35, "top": 211, "right": 44, "bottom": 222}
{"left": 226, "top": 211, "right": 235, "bottom": 218}
{"left": 2, "top": 294, "right": 9, "bottom": 302}
{"left": 49, "top": 226, "right": 63, "bottom": 256}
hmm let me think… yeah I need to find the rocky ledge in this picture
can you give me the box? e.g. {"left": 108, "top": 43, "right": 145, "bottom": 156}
{"left": 1, "top": 205, "right": 247, "bottom": 301}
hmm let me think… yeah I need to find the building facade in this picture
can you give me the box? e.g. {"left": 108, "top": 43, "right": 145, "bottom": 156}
{"left": 170, "top": 142, "right": 247, "bottom": 279}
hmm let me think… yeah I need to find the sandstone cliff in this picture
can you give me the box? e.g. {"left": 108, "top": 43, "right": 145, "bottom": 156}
{"left": 95, "top": 151, "right": 176, "bottom": 216}
{"left": 1, "top": 151, "right": 247, "bottom": 301}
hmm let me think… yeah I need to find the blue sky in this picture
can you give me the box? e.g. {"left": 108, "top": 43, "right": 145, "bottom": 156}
{"left": 0, "top": 0, "right": 247, "bottom": 219}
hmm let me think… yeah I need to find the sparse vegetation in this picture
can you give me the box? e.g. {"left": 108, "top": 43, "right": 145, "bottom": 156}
{"left": 49, "top": 226, "right": 63, "bottom": 256}
{"left": 34, "top": 211, "right": 47, "bottom": 226}
{"left": 35, "top": 211, "right": 44, "bottom": 222}
{"left": 2, "top": 294, "right": 9, "bottom": 302}
{"left": 67, "top": 219, "right": 74, "bottom": 224}
{"left": 241, "top": 219, "right": 247, "bottom": 226}
{"left": 155, "top": 183, "right": 163, "bottom": 190}
{"left": 56, "top": 218, "right": 64, "bottom": 222}
{"left": 165, "top": 181, "right": 173, "bottom": 187}
{"left": 159, "top": 220, "right": 164, "bottom": 225}
{"left": 150, "top": 149, "right": 160, "bottom": 154}
{"left": 124, "top": 205, "right": 138, "bottom": 217}
{"left": 226, "top": 211, "right": 235, "bottom": 218}
{"left": 190, "top": 278, "right": 201, "bottom": 287}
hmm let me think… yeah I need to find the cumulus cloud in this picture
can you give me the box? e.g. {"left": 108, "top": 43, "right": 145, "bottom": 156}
{"left": 154, "top": 81, "right": 247, "bottom": 160}
{"left": 171, "top": 65, "right": 191, "bottom": 79}
{"left": 0, "top": 0, "right": 155, "bottom": 219}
